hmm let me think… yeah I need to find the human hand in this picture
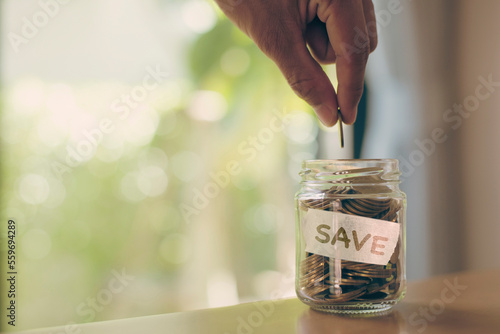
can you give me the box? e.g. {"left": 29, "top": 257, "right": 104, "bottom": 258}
{"left": 216, "top": 0, "right": 377, "bottom": 126}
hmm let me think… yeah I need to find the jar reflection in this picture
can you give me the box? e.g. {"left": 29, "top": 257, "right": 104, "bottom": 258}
{"left": 297, "top": 308, "right": 407, "bottom": 334}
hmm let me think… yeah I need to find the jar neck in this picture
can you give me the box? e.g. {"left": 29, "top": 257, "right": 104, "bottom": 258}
{"left": 299, "top": 159, "right": 401, "bottom": 187}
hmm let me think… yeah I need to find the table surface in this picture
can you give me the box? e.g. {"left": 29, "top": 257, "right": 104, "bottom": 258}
{"left": 21, "top": 269, "right": 500, "bottom": 334}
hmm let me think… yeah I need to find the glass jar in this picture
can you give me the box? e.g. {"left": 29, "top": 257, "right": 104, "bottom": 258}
{"left": 295, "top": 159, "right": 406, "bottom": 314}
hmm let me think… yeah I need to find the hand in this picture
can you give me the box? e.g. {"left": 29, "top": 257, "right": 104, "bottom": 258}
{"left": 216, "top": 0, "right": 377, "bottom": 126}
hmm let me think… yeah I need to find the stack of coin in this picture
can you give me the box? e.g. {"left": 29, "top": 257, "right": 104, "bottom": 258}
{"left": 298, "top": 185, "right": 402, "bottom": 304}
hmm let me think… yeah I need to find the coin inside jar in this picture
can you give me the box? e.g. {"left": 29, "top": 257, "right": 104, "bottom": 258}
{"left": 298, "top": 183, "right": 403, "bottom": 303}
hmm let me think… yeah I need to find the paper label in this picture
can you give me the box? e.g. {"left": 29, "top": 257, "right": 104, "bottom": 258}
{"left": 302, "top": 209, "right": 400, "bottom": 265}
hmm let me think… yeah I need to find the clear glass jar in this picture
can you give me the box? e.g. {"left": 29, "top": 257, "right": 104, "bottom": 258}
{"left": 295, "top": 159, "right": 406, "bottom": 314}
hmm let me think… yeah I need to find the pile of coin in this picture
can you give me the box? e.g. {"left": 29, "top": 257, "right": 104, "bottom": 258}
{"left": 298, "top": 185, "right": 402, "bottom": 304}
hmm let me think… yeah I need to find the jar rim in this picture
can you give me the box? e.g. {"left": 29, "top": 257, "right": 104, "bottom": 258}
{"left": 303, "top": 159, "right": 398, "bottom": 164}
{"left": 300, "top": 159, "right": 401, "bottom": 184}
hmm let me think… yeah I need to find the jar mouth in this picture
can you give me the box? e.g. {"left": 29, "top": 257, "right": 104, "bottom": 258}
{"left": 299, "top": 159, "right": 401, "bottom": 184}
{"left": 303, "top": 159, "right": 398, "bottom": 164}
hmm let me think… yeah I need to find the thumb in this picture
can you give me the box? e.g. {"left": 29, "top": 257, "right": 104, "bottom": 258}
{"left": 266, "top": 38, "right": 339, "bottom": 127}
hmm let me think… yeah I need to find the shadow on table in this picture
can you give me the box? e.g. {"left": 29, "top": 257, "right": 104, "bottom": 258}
{"left": 297, "top": 301, "right": 500, "bottom": 334}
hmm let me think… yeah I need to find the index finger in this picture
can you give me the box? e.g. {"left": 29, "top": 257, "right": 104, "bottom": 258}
{"left": 319, "top": 0, "right": 371, "bottom": 124}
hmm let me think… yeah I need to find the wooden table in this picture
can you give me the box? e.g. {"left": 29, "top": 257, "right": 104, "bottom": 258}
{"left": 21, "top": 269, "right": 500, "bottom": 334}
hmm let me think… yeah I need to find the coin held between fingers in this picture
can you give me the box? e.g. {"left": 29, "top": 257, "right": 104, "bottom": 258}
{"left": 338, "top": 109, "right": 344, "bottom": 148}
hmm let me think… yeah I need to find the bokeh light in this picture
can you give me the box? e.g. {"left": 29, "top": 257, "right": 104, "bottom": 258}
{"left": 220, "top": 48, "right": 251, "bottom": 76}
{"left": 11, "top": 78, "right": 45, "bottom": 114}
{"left": 181, "top": 0, "right": 217, "bottom": 34}
{"left": 171, "top": 151, "right": 203, "bottom": 182}
{"left": 120, "top": 172, "right": 147, "bottom": 202}
{"left": 244, "top": 204, "right": 282, "bottom": 235}
{"left": 137, "top": 166, "right": 168, "bottom": 197}
{"left": 187, "top": 90, "right": 227, "bottom": 122}
{"left": 18, "top": 174, "right": 51, "bottom": 205}
{"left": 22, "top": 229, "right": 52, "bottom": 260}
{"left": 284, "top": 112, "right": 317, "bottom": 144}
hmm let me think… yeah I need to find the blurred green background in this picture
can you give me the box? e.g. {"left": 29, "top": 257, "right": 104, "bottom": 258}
{"left": 0, "top": 0, "right": 343, "bottom": 330}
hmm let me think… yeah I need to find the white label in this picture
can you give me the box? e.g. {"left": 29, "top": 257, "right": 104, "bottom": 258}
{"left": 302, "top": 209, "right": 400, "bottom": 265}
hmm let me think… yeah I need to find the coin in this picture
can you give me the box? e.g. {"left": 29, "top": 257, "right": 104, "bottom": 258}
{"left": 366, "top": 280, "right": 394, "bottom": 294}
{"left": 338, "top": 109, "right": 344, "bottom": 148}
{"left": 327, "top": 286, "right": 367, "bottom": 302}
{"left": 344, "top": 269, "right": 394, "bottom": 279}
{"left": 304, "top": 284, "right": 331, "bottom": 296}
{"left": 325, "top": 277, "right": 371, "bottom": 286}
{"left": 301, "top": 272, "right": 330, "bottom": 286}
{"left": 357, "top": 291, "right": 388, "bottom": 300}
{"left": 310, "top": 286, "right": 367, "bottom": 304}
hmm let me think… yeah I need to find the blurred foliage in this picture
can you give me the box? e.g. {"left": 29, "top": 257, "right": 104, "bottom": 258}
{"left": 1, "top": 1, "right": 319, "bottom": 331}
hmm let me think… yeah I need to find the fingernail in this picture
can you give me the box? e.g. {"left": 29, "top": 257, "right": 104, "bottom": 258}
{"left": 314, "top": 105, "right": 337, "bottom": 127}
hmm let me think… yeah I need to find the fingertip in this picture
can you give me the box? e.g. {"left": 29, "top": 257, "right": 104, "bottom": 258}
{"left": 339, "top": 106, "right": 358, "bottom": 125}
{"left": 337, "top": 86, "right": 362, "bottom": 125}
{"left": 314, "top": 105, "right": 338, "bottom": 127}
